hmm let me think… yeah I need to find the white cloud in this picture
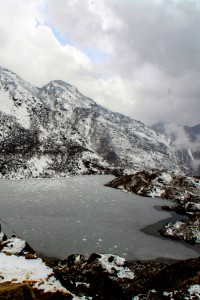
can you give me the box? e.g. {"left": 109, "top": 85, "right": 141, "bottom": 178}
{"left": 0, "top": 0, "right": 199, "bottom": 126}
{"left": 0, "top": 0, "right": 92, "bottom": 84}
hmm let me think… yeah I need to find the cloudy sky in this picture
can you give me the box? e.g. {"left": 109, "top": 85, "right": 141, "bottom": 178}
{"left": 0, "top": 0, "right": 199, "bottom": 126}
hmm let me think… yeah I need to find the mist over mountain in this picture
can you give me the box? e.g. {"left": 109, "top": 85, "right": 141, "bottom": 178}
{"left": 152, "top": 122, "right": 200, "bottom": 175}
{"left": 0, "top": 66, "right": 183, "bottom": 179}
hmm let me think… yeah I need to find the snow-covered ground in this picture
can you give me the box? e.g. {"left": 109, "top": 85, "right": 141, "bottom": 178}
{"left": 0, "top": 235, "right": 72, "bottom": 297}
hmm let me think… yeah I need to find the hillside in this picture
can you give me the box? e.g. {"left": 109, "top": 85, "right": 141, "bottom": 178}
{"left": 0, "top": 66, "right": 181, "bottom": 178}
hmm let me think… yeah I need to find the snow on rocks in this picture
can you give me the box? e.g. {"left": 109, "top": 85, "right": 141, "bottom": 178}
{"left": 88, "top": 253, "right": 135, "bottom": 280}
{"left": 1, "top": 229, "right": 200, "bottom": 299}
{"left": 185, "top": 201, "right": 200, "bottom": 212}
{"left": 97, "top": 254, "right": 134, "bottom": 279}
{"left": 131, "top": 256, "right": 200, "bottom": 299}
{"left": 133, "top": 286, "right": 200, "bottom": 299}
{"left": 56, "top": 253, "right": 135, "bottom": 281}
{"left": 0, "top": 233, "right": 73, "bottom": 298}
{"left": 159, "top": 217, "right": 200, "bottom": 245}
{"left": 53, "top": 252, "right": 135, "bottom": 299}
{"left": 1, "top": 237, "right": 26, "bottom": 255}
{"left": 0, "top": 232, "right": 6, "bottom": 242}
{"left": 187, "top": 284, "right": 200, "bottom": 299}
{"left": 0, "top": 232, "right": 135, "bottom": 299}
{"left": 0, "top": 253, "right": 67, "bottom": 294}
{"left": 105, "top": 169, "right": 200, "bottom": 204}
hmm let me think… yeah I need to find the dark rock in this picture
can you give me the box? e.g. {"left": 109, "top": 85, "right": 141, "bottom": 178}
{"left": 87, "top": 253, "right": 102, "bottom": 264}
{"left": 161, "top": 206, "right": 175, "bottom": 211}
{"left": 66, "top": 254, "right": 86, "bottom": 267}
{"left": 152, "top": 257, "right": 200, "bottom": 291}
{"left": 25, "top": 253, "right": 37, "bottom": 260}
{"left": 174, "top": 205, "right": 187, "bottom": 215}
{"left": 53, "top": 253, "right": 135, "bottom": 299}
{"left": 0, "top": 283, "right": 35, "bottom": 300}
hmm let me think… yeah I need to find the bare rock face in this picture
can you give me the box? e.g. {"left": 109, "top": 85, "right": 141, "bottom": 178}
{"left": 0, "top": 283, "right": 36, "bottom": 300}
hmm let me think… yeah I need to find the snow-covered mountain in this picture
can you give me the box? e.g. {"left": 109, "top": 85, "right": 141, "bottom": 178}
{"left": 0, "top": 66, "right": 180, "bottom": 178}
{"left": 152, "top": 122, "right": 200, "bottom": 176}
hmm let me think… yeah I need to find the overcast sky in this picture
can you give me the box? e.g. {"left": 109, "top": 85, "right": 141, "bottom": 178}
{"left": 0, "top": 0, "right": 199, "bottom": 126}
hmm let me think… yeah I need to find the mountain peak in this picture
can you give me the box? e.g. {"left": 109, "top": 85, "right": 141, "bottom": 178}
{"left": 43, "top": 79, "right": 78, "bottom": 91}
{"left": 0, "top": 66, "right": 183, "bottom": 179}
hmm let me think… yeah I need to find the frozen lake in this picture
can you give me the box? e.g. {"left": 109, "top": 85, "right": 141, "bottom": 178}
{"left": 0, "top": 175, "right": 199, "bottom": 260}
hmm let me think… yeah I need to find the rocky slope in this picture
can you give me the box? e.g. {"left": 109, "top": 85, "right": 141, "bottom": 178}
{"left": 159, "top": 217, "right": 200, "bottom": 246}
{"left": 105, "top": 169, "right": 200, "bottom": 204}
{"left": 132, "top": 257, "right": 200, "bottom": 299}
{"left": 1, "top": 232, "right": 200, "bottom": 299}
{"left": 0, "top": 66, "right": 181, "bottom": 178}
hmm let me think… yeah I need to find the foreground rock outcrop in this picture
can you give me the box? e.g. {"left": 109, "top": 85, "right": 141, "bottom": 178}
{"left": 159, "top": 217, "right": 200, "bottom": 246}
{"left": 1, "top": 232, "right": 200, "bottom": 299}
{"left": 105, "top": 169, "right": 200, "bottom": 247}
{"left": 132, "top": 257, "right": 200, "bottom": 299}
{"left": 0, "top": 233, "right": 73, "bottom": 299}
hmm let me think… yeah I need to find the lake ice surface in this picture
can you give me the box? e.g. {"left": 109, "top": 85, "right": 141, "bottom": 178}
{"left": 0, "top": 175, "right": 199, "bottom": 260}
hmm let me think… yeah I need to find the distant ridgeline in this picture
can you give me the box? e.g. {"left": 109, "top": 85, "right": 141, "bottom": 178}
{"left": 152, "top": 122, "right": 200, "bottom": 177}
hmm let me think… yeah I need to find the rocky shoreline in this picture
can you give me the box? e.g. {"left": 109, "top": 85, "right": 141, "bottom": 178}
{"left": 1, "top": 169, "right": 200, "bottom": 299}
{"left": 1, "top": 232, "right": 200, "bottom": 299}
{"left": 105, "top": 169, "right": 200, "bottom": 247}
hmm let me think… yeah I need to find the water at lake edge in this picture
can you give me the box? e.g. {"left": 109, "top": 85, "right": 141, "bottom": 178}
{"left": 0, "top": 175, "right": 199, "bottom": 260}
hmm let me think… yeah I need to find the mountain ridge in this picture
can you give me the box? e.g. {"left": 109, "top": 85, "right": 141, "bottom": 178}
{"left": 0, "top": 66, "right": 182, "bottom": 178}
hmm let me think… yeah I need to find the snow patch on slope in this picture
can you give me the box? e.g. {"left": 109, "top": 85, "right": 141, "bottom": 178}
{"left": 27, "top": 156, "right": 52, "bottom": 176}
{"left": 0, "top": 87, "right": 30, "bottom": 129}
{"left": 0, "top": 88, "right": 14, "bottom": 115}
{"left": 14, "top": 104, "right": 30, "bottom": 129}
